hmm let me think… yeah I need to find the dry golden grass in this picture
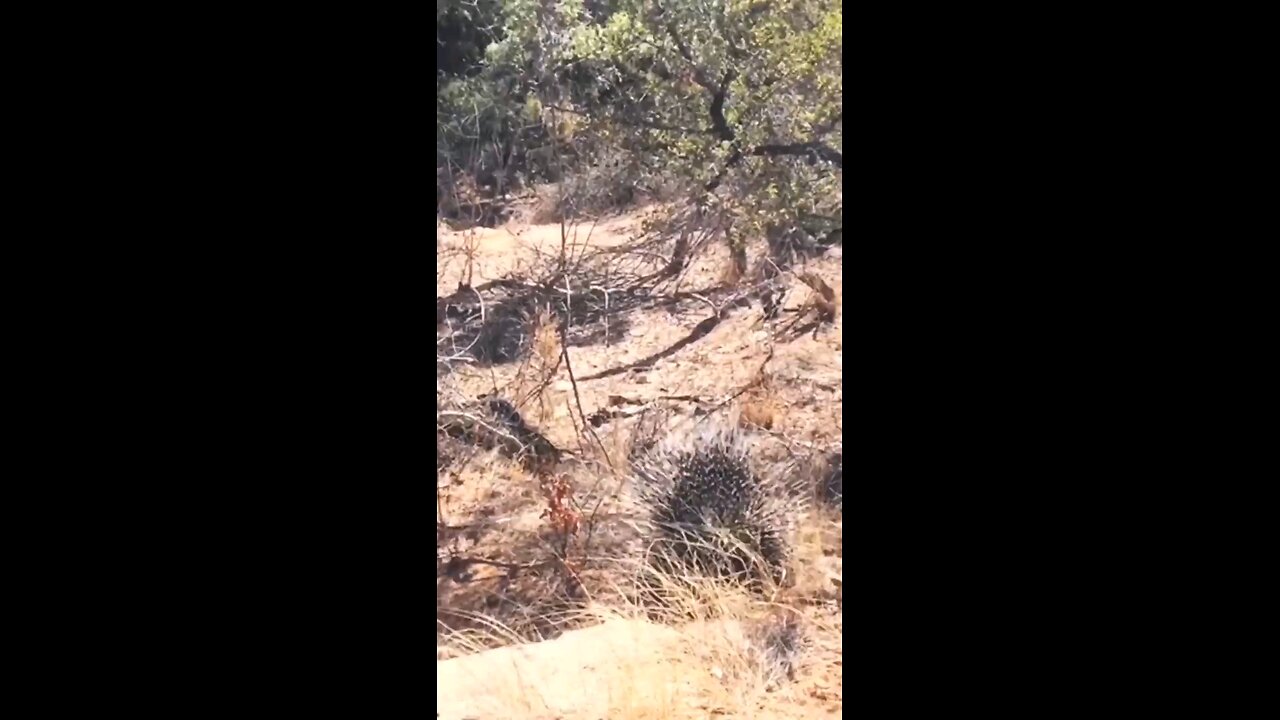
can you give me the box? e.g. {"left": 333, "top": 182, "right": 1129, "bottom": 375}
{"left": 512, "top": 307, "right": 566, "bottom": 430}
{"left": 740, "top": 368, "right": 782, "bottom": 431}
{"left": 439, "top": 539, "right": 842, "bottom": 720}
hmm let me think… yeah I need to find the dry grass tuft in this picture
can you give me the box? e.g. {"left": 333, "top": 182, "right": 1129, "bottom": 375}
{"left": 740, "top": 370, "right": 782, "bottom": 431}
{"left": 517, "top": 307, "right": 566, "bottom": 428}
{"left": 531, "top": 307, "right": 561, "bottom": 368}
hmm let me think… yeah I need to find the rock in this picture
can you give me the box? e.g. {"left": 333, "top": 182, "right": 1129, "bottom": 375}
{"left": 437, "top": 619, "right": 691, "bottom": 719}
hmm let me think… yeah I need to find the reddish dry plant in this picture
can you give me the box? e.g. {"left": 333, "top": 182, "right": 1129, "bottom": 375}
{"left": 540, "top": 472, "right": 586, "bottom": 594}
{"left": 539, "top": 473, "right": 581, "bottom": 537}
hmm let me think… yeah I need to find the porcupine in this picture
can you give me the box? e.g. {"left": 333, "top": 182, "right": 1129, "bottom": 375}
{"left": 628, "top": 418, "right": 807, "bottom": 591}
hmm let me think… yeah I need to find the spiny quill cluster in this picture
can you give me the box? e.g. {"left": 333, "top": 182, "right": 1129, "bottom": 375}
{"left": 631, "top": 421, "right": 805, "bottom": 588}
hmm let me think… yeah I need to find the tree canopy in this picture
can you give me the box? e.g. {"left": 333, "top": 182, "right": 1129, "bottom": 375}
{"left": 438, "top": 0, "right": 842, "bottom": 243}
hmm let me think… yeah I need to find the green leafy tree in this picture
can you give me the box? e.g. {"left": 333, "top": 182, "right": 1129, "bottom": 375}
{"left": 540, "top": 1, "right": 841, "bottom": 238}
{"left": 439, "top": 0, "right": 842, "bottom": 252}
